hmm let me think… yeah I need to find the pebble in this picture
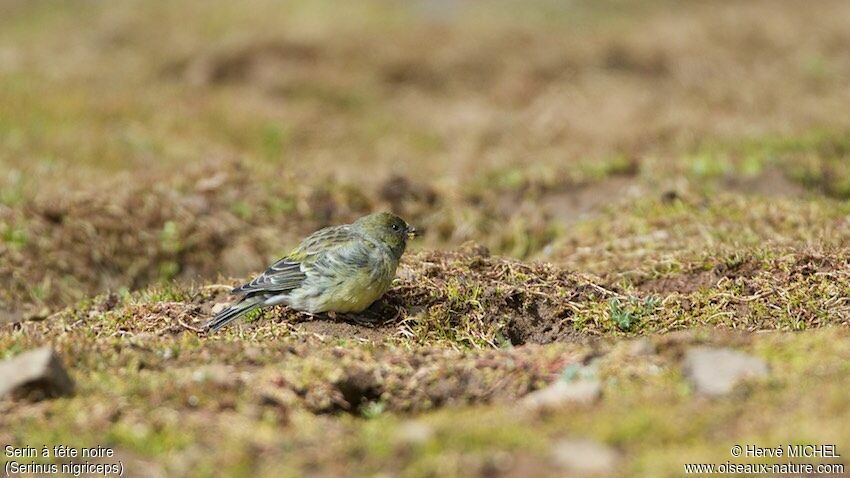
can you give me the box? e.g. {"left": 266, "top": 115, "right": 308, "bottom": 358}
{"left": 551, "top": 439, "right": 619, "bottom": 476}
{"left": 683, "top": 346, "right": 769, "bottom": 396}
{"left": 0, "top": 347, "right": 75, "bottom": 400}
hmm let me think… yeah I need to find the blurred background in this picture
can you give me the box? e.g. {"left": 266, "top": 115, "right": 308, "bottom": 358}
{"left": 1, "top": 1, "right": 850, "bottom": 476}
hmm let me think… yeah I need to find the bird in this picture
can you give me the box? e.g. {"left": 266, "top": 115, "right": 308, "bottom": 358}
{"left": 206, "top": 212, "right": 417, "bottom": 332}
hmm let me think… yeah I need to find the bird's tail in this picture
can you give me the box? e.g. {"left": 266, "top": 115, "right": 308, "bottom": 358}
{"left": 206, "top": 296, "right": 263, "bottom": 333}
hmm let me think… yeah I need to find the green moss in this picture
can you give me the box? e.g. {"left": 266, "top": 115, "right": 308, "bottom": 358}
{"left": 682, "top": 131, "right": 850, "bottom": 197}
{"left": 608, "top": 296, "right": 660, "bottom": 331}
{"left": 1, "top": 221, "right": 28, "bottom": 249}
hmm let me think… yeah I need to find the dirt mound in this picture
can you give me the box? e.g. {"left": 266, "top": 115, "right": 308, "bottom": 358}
{"left": 8, "top": 248, "right": 848, "bottom": 356}
{"left": 16, "top": 249, "right": 609, "bottom": 347}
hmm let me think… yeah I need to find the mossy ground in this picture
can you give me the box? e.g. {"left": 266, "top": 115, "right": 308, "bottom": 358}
{"left": 2, "top": 1, "right": 850, "bottom": 477}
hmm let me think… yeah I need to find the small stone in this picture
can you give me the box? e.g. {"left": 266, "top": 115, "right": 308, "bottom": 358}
{"left": 522, "top": 379, "right": 601, "bottom": 411}
{"left": 552, "top": 439, "right": 619, "bottom": 476}
{"left": 397, "top": 421, "right": 434, "bottom": 445}
{"left": 627, "top": 337, "right": 656, "bottom": 356}
{"left": 683, "top": 347, "right": 768, "bottom": 396}
{"left": 211, "top": 302, "right": 229, "bottom": 315}
{"left": 0, "top": 347, "right": 75, "bottom": 400}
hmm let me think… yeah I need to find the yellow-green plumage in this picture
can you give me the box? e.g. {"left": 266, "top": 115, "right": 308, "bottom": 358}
{"left": 207, "top": 212, "right": 415, "bottom": 332}
{"left": 319, "top": 266, "right": 393, "bottom": 313}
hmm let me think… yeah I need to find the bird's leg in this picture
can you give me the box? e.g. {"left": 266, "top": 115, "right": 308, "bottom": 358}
{"left": 347, "top": 301, "right": 386, "bottom": 326}
{"left": 302, "top": 311, "right": 331, "bottom": 321}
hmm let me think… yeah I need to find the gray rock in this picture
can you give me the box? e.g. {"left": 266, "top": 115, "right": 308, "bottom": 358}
{"left": 552, "top": 439, "right": 619, "bottom": 476}
{"left": 0, "top": 347, "right": 75, "bottom": 400}
{"left": 210, "top": 302, "right": 230, "bottom": 315}
{"left": 396, "top": 421, "right": 434, "bottom": 445}
{"left": 683, "top": 347, "right": 768, "bottom": 396}
{"left": 522, "top": 379, "right": 601, "bottom": 411}
{"left": 627, "top": 337, "right": 656, "bottom": 356}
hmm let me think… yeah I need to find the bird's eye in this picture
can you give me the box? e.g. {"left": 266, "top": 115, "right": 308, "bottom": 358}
{"left": 391, "top": 223, "right": 400, "bottom": 231}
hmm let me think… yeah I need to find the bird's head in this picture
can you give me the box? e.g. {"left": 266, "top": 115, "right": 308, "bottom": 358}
{"left": 354, "top": 212, "right": 417, "bottom": 259}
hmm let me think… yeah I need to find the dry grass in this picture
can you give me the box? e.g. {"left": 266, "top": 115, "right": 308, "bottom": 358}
{"left": 2, "top": 1, "right": 850, "bottom": 476}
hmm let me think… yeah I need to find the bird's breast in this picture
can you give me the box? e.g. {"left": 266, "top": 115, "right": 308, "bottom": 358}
{"left": 295, "top": 248, "right": 397, "bottom": 314}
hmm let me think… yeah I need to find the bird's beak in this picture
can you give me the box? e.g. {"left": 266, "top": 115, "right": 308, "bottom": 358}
{"left": 406, "top": 225, "right": 418, "bottom": 239}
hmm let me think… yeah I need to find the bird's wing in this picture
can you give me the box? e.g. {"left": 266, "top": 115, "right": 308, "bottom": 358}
{"left": 232, "top": 224, "right": 358, "bottom": 295}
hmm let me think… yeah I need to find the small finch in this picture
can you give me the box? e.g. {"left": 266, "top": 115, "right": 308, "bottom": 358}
{"left": 206, "top": 212, "right": 417, "bottom": 332}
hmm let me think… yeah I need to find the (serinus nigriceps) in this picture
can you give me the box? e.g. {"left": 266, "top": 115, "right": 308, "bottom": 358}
{"left": 206, "top": 212, "right": 417, "bottom": 332}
